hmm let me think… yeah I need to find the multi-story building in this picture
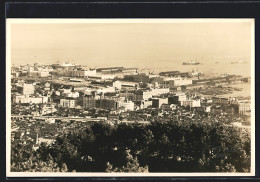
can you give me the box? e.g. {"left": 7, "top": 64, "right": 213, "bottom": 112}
{"left": 140, "top": 100, "right": 153, "bottom": 109}
{"left": 96, "top": 99, "right": 117, "bottom": 110}
{"left": 113, "top": 81, "right": 122, "bottom": 90}
{"left": 83, "top": 93, "right": 96, "bottom": 109}
{"left": 134, "top": 88, "right": 169, "bottom": 101}
{"left": 38, "top": 71, "right": 50, "bottom": 77}
{"left": 124, "top": 74, "right": 150, "bottom": 83}
{"left": 96, "top": 87, "right": 115, "bottom": 94}
{"left": 84, "top": 69, "right": 97, "bottom": 77}
{"left": 17, "top": 83, "right": 35, "bottom": 95}
{"left": 150, "top": 88, "right": 170, "bottom": 96}
{"left": 60, "top": 99, "right": 76, "bottom": 108}
{"left": 41, "top": 105, "right": 57, "bottom": 115}
{"left": 134, "top": 90, "right": 153, "bottom": 101}
{"left": 15, "top": 95, "right": 48, "bottom": 104}
{"left": 169, "top": 78, "right": 193, "bottom": 87}
{"left": 161, "top": 104, "right": 177, "bottom": 111}
{"left": 180, "top": 99, "right": 201, "bottom": 108}
{"left": 28, "top": 66, "right": 39, "bottom": 77}
{"left": 212, "top": 97, "right": 230, "bottom": 105}
{"left": 238, "top": 100, "right": 251, "bottom": 115}
{"left": 119, "top": 92, "right": 135, "bottom": 101}
{"left": 152, "top": 98, "right": 168, "bottom": 108}
{"left": 44, "top": 82, "right": 51, "bottom": 91}
{"left": 168, "top": 93, "right": 187, "bottom": 105}
{"left": 120, "top": 101, "right": 135, "bottom": 111}
{"left": 67, "top": 92, "right": 80, "bottom": 98}
{"left": 159, "top": 71, "right": 181, "bottom": 77}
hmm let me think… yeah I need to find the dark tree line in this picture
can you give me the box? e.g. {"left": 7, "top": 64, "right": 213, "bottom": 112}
{"left": 11, "top": 120, "right": 250, "bottom": 173}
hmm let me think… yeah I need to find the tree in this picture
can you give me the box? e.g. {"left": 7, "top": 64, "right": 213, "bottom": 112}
{"left": 106, "top": 150, "right": 148, "bottom": 173}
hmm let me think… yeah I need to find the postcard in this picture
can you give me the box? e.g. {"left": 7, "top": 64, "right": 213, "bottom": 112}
{"left": 6, "top": 18, "right": 255, "bottom": 177}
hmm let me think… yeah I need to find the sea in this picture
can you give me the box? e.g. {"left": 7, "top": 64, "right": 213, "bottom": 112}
{"left": 142, "top": 58, "right": 252, "bottom": 78}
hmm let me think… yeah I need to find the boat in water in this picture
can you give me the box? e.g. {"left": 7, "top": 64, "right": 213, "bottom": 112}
{"left": 182, "top": 60, "right": 200, "bottom": 65}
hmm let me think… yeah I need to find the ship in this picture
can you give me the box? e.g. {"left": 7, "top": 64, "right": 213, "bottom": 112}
{"left": 182, "top": 60, "right": 200, "bottom": 65}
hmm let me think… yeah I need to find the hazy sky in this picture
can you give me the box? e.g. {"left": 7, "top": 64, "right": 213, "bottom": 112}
{"left": 10, "top": 21, "right": 252, "bottom": 68}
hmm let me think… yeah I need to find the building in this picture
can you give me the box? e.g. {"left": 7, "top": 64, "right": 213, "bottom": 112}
{"left": 150, "top": 88, "right": 170, "bottom": 96}
{"left": 169, "top": 79, "right": 193, "bottom": 87}
{"left": 38, "top": 70, "right": 50, "bottom": 77}
{"left": 67, "top": 92, "right": 80, "bottom": 98}
{"left": 96, "top": 99, "right": 117, "bottom": 110}
{"left": 192, "top": 106, "right": 211, "bottom": 113}
{"left": 140, "top": 100, "right": 153, "bottom": 109}
{"left": 134, "top": 90, "right": 153, "bottom": 101}
{"left": 168, "top": 93, "right": 187, "bottom": 105}
{"left": 44, "top": 82, "right": 51, "bottom": 91}
{"left": 133, "top": 88, "right": 169, "bottom": 101}
{"left": 150, "top": 77, "right": 164, "bottom": 84}
{"left": 211, "top": 105, "right": 223, "bottom": 113}
{"left": 120, "top": 101, "right": 135, "bottom": 111}
{"left": 41, "top": 105, "right": 57, "bottom": 115}
{"left": 238, "top": 100, "right": 251, "bottom": 115}
{"left": 159, "top": 71, "right": 181, "bottom": 77}
{"left": 15, "top": 95, "right": 48, "bottom": 104}
{"left": 96, "top": 67, "right": 124, "bottom": 73}
{"left": 212, "top": 97, "right": 230, "bottom": 105}
{"left": 183, "top": 84, "right": 204, "bottom": 90}
{"left": 121, "top": 68, "right": 137, "bottom": 73}
{"left": 84, "top": 69, "right": 97, "bottom": 77}
{"left": 28, "top": 66, "right": 51, "bottom": 77}
{"left": 83, "top": 93, "right": 96, "bottom": 109}
{"left": 152, "top": 98, "right": 168, "bottom": 108}
{"left": 60, "top": 99, "right": 76, "bottom": 108}
{"left": 180, "top": 99, "right": 201, "bottom": 108}
{"left": 59, "top": 88, "right": 71, "bottom": 96}
{"left": 17, "top": 83, "right": 35, "bottom": 95}
{"left": 161, "top": 104, "right": 176, "bottom": 111}
{"left": 124, "top": 74, "right": 150, "bottom": 82}
{"left": 119, "top": 92, "right": 135, "bottom": 101}
{"left": 97, "top": 87, "right": 115, "bottom": 94}
{"left": 113, "top": 81, "right": 122, "bottom": 90}
{"left": 28, "top": 66, "right": 39, "bottom": 77}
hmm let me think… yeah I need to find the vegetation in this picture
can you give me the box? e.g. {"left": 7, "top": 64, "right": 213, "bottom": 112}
{"left": 11, "top": 120, "right": 250, "bottom": 173}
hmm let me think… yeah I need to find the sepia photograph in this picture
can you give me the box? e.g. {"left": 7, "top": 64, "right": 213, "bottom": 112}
{"left": 6, "top": 19, "right": 255, "bottom": 177}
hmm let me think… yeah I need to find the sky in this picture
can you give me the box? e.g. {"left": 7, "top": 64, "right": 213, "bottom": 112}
{"left": 10, "top": 21, "right": 252, "bottom": 69}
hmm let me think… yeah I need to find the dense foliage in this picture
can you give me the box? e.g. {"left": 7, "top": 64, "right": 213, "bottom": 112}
{"left": 11, "top": 120, "right": 250, "bottom": 173}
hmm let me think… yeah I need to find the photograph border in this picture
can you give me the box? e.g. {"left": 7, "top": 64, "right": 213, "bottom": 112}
{"left": 6, "top": 18, "right": 255, "bottom": 177}
{"left": 2, "top": 1, "right": 260, "bottom": 181}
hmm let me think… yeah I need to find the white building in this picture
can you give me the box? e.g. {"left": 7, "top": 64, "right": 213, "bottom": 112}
{"left": 84, "top": 69, "right": 97, "bottom": 77}
{"left": 41, "top": 105, "right": 57, "bottom": 115}
{"left": 152, "top": 98, "right": 168, "bottom": 108}
{"left": 169, "top": 79, "right": 193, "bottom": 87}
{"left": 113, "top": 81, "right": 122, "bottom": 90}
{"left": 140, "top": 100, "right": 153, "bottom": 109}
{"left": 97, "top": 87, "right": 115, "bottom": 94}
{"left": 38, "top": 70, "right": 50, "bottom": 77}
{"left": 121, "top": 101, "right": 135, "bottom": 111}
{"left": 15, "top": 95, "right": 48, "bottom": 104}
{"left": 59, "top": 88, "right": 71, "bottom": 95}
{"left": 238, "top": 100, "right": 251, "bottom": 115}
{"left": 181, "top": 99, "right": 201, "bottom": 108}
{"left": 67, "top": 92, "right": 80, "bottom": 98}
{"left": 134, "top": 88, "right": 169, "bottom": 101}
{"left": 17, "top": 83, "right": 35, "bottom": 95}
{"left": 60, "top": 99, "right": 76, "bottom": 108}
{"left": 150, "top": 88, "right": 170, "bottom": 96}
